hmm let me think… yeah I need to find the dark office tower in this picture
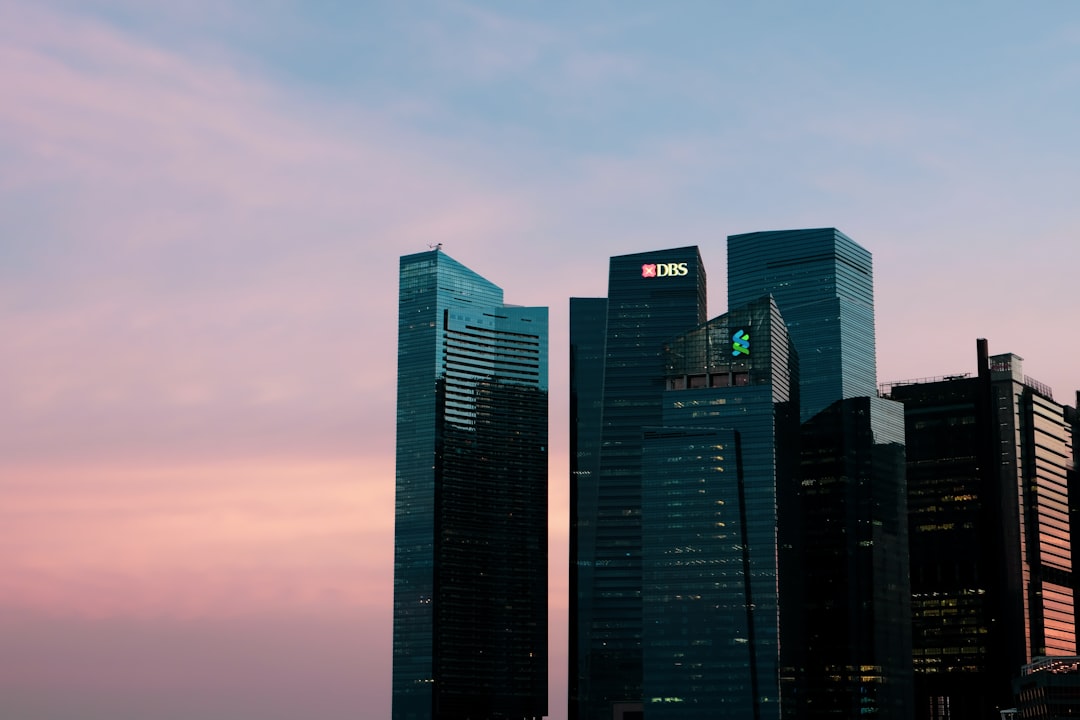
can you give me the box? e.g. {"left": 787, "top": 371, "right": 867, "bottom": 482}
{"left": 727, "top": 228, "right": 876, "bottom": 422}
{"left": 787, "top": 396, "right": 912, "bottom": 719}
{"left": 641, "top": 427, "right": 745, "bottom": 716}
{"left": 394, "top": 249, "right": 548, "bottom": 720}
{"left": 569, "top": 297, "right": 607, "bottom": 720}
{"left": 570, "top": 247, "right": 707, "bottom": 720}
{"left": 640, "top": 296, "right": 798, "bottom": 720}
{"left": 886, "top": 339, "right": 1078, "bottom": 720}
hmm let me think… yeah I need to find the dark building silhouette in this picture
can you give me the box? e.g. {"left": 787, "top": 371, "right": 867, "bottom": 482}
{"left": 641, "top": 296, "right": 798, "bottom": 720}
{"left": 570, "top": 247, "right": 706, "bottom": 720}
{"left": 572, "top": 231, "right": 914, "bottom": 720}
{"left": 787, "top": 396, "right": 912, "bottom": 719}
{"left": 886, "top": 339, "right": 1078, "bottom": 720}
{"left": 393, "top": 249, "right": 548, "bottom": 720}
{"left": 726, "top": 229, "right": 912, "bottom": 718}
{"left": 569, "top": 297, "right": 607, "bottom": 720}
{"left": 639, "top": 425, "right": 747, "bottom": 717}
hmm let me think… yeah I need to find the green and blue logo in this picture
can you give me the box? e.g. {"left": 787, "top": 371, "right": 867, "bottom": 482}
{"left": 732, "top": 330, "right": 750, "bottom": 357}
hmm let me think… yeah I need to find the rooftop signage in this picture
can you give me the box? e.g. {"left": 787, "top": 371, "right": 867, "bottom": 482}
{"left": 641, "top": 262, "right": 688, "bottom": 278}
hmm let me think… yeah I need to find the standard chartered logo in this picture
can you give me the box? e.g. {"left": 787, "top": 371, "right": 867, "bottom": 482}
{"left": 641, "top": 262, "right": 688, "bottom": 278}
{"left": 732, "top": 330, "right": 750, "bottom": 357}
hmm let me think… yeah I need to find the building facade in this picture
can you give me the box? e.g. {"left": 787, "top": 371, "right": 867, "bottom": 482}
{"left": 570, "top": 247, "right": 706, "bottom": 720}
{"left": 726, "top": 228, "right": 917, "bottom": 717}
{"left": 727, "top": 228, "right": 877, "bottom": 422}
{"left": 886, "top": 339, "right": 1078, "bottom": 720}
{"left": 786, "top": 395, "right": 912, "bottom": 719}
{"left": 394, "top": 249, "right": 548, "bottom": 720}
{"left": 641, "top": 296, "right": 798, "bottom": 720}
{"left": 573, "top": 231, "right": 914, "bottom": 719}
{"left": 569, "top": 297, "right": 607, "bottom": 720}
{"left": 1013, "top": 656, "right": 1080, "bottom": 719}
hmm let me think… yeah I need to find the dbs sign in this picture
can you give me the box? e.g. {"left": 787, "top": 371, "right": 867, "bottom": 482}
{"left": 641, "top": 262, "right": 689, "bottom": 278}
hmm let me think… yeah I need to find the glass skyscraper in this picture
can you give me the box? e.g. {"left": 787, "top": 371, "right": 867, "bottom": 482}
{"left": 394, "top": 249, "right": 548, "bottom": 720}
{"left": 642, "top": 296, "right": 798, "bottom": 720}
{"left": 570, "top": 247, "right": 706, "bottom": 720}
{"left": 572, "top": 232, "right": 903, "bottom": 719}
{"left": 887, "top": 339, "right": 1078, "bottom": 720}
{"left": 727, "top": 228, "right": 876, "bottom": 422}
{"left": 640, "top": 426, "right": 745, "bottom": 715}
{"left": 726, "top": 228, "right": 916, "bottom": 717}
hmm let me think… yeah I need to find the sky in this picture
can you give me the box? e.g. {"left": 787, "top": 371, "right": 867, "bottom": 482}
{"left": 1, "top": 1, "right": 1078, "bottom": 718}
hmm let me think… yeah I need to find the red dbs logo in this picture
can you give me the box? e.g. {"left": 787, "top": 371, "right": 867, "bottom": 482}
{"left": 642, "top": 262, "right": 688, "bottom": 278}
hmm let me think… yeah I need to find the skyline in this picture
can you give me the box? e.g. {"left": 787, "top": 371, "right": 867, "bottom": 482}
{"left": 3, "top": 2, "right": 1080, "bottom": 719}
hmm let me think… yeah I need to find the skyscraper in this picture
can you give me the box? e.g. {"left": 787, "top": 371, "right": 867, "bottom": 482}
{"left": 569, "top": 297, "right": 607, "bottom": 719}
{"left": 886, "top": 339, "right": 1078, "bottom": 720}
{"left": 394, "top": 249, "right": 548, "bottom": 720}
{"left": 570, "top": 247, "right": 706, "bottom": 720}
{"left": 726, "top": 228, "right": 913, "bottom": 717}
{"left": 728, "top": 228, "right": 876, "bottom": 422}
{"left": 786, "top": 396, "right": 912, "bottom": 719}
{"left": 572, "top": 232, "right": 900, "bottom": 719}
{"left": 641, "top": 296, "right": 798, "bottom": 720}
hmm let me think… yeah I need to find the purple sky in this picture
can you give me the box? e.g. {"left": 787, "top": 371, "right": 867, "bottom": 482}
{"left": 2, "top": 2, "right": 1078, "bottom": 718}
